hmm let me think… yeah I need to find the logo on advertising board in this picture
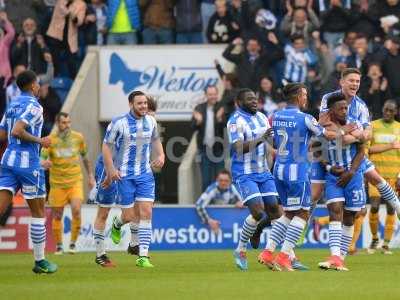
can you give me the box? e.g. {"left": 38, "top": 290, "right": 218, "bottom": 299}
{"left": 99, "top": 46, "right": 227, "bottom": 121}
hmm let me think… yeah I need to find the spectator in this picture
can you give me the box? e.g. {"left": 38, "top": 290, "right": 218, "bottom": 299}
{"left": 32, "top": 0, "right": 57, "bottom": 35}
{"left": 207, "top": 0, "right": 239, "bottom": 44}
{"left": 333, "top": 29, "right": 357, "bottom": 59}
{"left": 283, "top": 34, "right": 317, "bottom": 84}
{"left": 239, "top": 0, "right": 280, "bottom": 49}
{"left": 349, "top": 0, "right": 380, "bottom": 39}
{"left": 0, "top": 11, "right": 15, "bottom": 118}
{"left": 140, "top": 0, "right": 175, "bottom": 44}
{"left": 175, "top": 0, "right": 203, "bottom": 43}
{"left": 5, "top": 65, "right": 26, "bottom": 107}
{"left": 319, "top": 0, "right": 352, "bottom": 49}
{"left": 11, "top": 18, "right": 50, "bottom": 75}
{"left": 370, "top": 0, "right": 400, "bottom": 37}
{"left": 280, "top": 3, "right": 320, "bottom": 47}
{"left": 38, "top": 83, "right": 62, "bottom": 136}
{"left": 83, "top": 0, "right": 108, "bottom": 46}
{"left": 195, "top": 169, "right": 243, "bottom": 233}
{"left": 347, "top": 33, "right": 374, "bottom": 76}
{"left": 229, "top": 0, "right": 243, "bottom": 30}
{"left": 106, "top": 0, "right": 140, "bottom": 45}
{"left": 376, "top": 37, "right": 400, "bottom": 99}
{"left": 360, "top": 63, "right": 391, "bottom": 120}
{"left": 256, "top": 75, "right": 281, "bottom": 118}
{"left": 201, "top": 0, "right": 216, "bottom": 42}
{"left": 214, "top": 60, "right": 240, "bottom": 123}
{"left": 191, "top": 85, "right": 225, "bottom": 191}
{"left": 222, "top": 36, "right": 284, "bottom": 91}
{"left": 322, "top": 55, "right": 348, "bottom": 94}
{"left": 47, "top": 0, "right": 87, "bottom": 78}
{"left": 38, "top": 52, "right": 55, "bottom": 84}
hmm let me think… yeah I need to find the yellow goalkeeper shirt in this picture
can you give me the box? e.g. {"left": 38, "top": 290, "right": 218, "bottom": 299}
{"left": 41, "top": 130, "right": 88, "bottom": 188}
{"left": 368, "top": 119, "right": 400, "bottom": 179}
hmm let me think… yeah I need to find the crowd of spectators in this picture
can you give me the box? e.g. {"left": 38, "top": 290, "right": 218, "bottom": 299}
{"left": 1, "top": 0, "right": 400, "bottom": 133}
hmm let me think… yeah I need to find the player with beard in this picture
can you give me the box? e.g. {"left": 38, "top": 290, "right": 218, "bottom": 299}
{"left": 103, "top": 91, "right": 165, "bottom": 268}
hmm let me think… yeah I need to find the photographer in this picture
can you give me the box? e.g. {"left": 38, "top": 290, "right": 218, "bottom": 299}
{"left": 11, "top": 18, "right": 50, "bottom": 75}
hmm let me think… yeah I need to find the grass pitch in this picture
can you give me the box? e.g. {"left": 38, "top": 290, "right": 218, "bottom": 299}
{"left": 1, "top": 249, "right": 400, "bottom": 300}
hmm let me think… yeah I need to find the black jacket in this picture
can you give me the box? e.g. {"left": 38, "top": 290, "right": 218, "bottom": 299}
{"left": 11, "top": 36, "right": 49, "bottom": 74}
{"left": 223, "top": 43, "right": 283, "bottom": 91}
{"left": 191, "top": 102, "right": 225, "bottom": 155}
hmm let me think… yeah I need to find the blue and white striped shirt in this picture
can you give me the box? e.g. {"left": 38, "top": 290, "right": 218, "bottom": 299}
{"left": 103, "top": 112, "right": 158, "bottom": 178}
{"left": 321, "top": 90, "right": 370, "bottom": 128}
{"left": 327, "top": 118, "right": 363, "bottom": 170}
{"left": 0, "top": 92, "right": 44, "bottom": 169}
{"left": 196, "top": 181, "right": 241, "bottom": 223}
{"left": 272, "top": 106, "right": 325, "bottom": 182}
{"left": 284, "top": 45, "right": 317, "bottom": 83}
{"left": 227, "top": 109, "right": 271, "bottom": 178}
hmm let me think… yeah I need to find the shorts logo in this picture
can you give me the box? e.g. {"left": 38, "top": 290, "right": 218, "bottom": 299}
{"left": 287, "top": 197, "right": 300, "bottom": 206}
{"left": 32, "top": 170, "right": 39, "bottom": 177}
{"left": 22, "top": 185, "right": 37, "bottom": 194}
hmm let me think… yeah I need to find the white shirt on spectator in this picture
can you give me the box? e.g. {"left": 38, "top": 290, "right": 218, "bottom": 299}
{"left": 204, "top": 105, "right": 215, "bottom": 148}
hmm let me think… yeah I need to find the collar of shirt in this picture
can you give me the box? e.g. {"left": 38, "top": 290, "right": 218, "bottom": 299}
{"left": 237, "top": 108, "right": 254, "bottom": 118}
{"left": 285, "top": 104, "right": 300, "bottom": 112}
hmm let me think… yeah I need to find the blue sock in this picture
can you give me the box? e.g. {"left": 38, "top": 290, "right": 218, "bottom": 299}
{"left": 138, "top": 220, "right": 152, "bottom": 257}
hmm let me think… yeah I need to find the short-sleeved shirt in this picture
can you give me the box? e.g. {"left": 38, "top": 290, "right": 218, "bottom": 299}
{"left": 196, "top": 181, "right": 241, "bottom": 207}
{"left": 326, "top": 118, "right": 363, "bottom": 171}
{"left": 227, "top": 109, "right": 271, "bottom": 179}
{"left": 272, "top": 105, "right": 325, "bottom": 182}
{"left": 103, "top": 112, "right": 158, "bottom": 178}
{"left": 321, "top": 90, "right": 370, "bottom": 128}
{"left": 0, "top": 92, "right": 44, "bottom": 170}
{"left": 41, "top": 130, "right": 88, "bottom": 188}
{"left": 368, "top": 119, "right": 400, "bottom": 179}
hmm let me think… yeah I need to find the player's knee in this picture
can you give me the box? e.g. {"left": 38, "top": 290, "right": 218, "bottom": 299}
{"left": 366, "top": 171, "right": 382, "bottom": 186}
{"left": 328, "top": 205, "right": 342, "bottom": 221}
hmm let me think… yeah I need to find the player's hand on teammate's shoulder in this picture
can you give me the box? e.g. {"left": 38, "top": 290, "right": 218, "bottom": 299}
{"left": 40, "top": 160, "right": 52, "bottom": 170}
{"left": 208, "top": 218, "right": 221, "bottom": 233}
{"left": 337, "top": 170, "right": 354, "bottom": 187}
{"left": 40, "top": 136, "right": 51, "bottom": 148}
